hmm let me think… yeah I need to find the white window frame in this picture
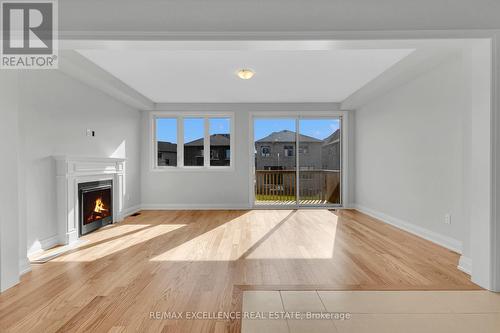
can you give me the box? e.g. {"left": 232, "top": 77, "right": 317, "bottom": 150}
{"left": 151, "top": 111, "right": 235, "bottom": 171}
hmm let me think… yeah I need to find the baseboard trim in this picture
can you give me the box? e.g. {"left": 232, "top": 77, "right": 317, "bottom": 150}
{"left": 140, "top": 203, "right": 252, "bottom": 210}
{"left": 27, "top": 234, "right": 60, "bottom": 256}
{"left": 458, "top": 255, "right": 472, "bottom": 275}
{"left": 353, "top": 204, "right": 463, "bottom": 254}
{"left": 118, "top": 204, "right": 142, "bottom": 220}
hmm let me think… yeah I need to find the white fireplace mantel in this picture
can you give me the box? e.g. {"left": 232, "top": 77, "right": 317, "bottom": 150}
{"left": 54, "top": 156, "right": 126, "bottom": 245}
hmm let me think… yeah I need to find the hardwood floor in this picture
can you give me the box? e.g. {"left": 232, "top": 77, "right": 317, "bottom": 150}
{"left": 0, "top": 209, "right": 479, "bottom": 332}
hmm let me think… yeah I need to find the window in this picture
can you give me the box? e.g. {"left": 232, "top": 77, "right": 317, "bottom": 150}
{"left": 261, "top": 146, "right": 271, "bottom": 157}
{"left": 154, "top": 114, "right": 233, "bottom": 169}
{"left": 156, "top": 118, "right": 177, "bottom": 166}
{"left": 209, "top": 118, "right": 230, "bottom": 166}
{"left": 284, "top": 145, "right": 294, "bottom": 157}
{"left": 184, "top": 118, "right": 204, "bottom": 166}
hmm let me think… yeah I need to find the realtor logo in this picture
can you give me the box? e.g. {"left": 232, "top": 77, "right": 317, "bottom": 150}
{"left": 1, "top": 0, "right": 58, "bottom": 68}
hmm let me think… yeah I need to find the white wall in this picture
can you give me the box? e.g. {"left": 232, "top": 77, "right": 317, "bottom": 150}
{"left": 354, "top": 54, "right": 469, "bottom": 253}
{"left": 0, "top": 72, "right": 21, "bottom": 291}
{"left": 18, "top": 70, "right": 142, "bottom": 255}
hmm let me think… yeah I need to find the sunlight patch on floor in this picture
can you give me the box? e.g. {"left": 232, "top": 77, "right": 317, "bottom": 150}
{"left": 52, "top": 224, "right": 186, "bottom": 262}
{"left": 150, "top": 210, "right": 338, "bottom": 261}
{"left": 81, "top": 223, "right": 152, "bottom": 242}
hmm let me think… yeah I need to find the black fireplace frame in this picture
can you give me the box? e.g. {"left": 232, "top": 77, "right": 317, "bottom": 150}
{"left": 78, "top": 180, "right": 113, "bottom": 236}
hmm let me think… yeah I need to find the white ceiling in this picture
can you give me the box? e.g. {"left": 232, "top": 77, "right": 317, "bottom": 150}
{"left": 77, "top": 49, "right": 414, "bottom": 103}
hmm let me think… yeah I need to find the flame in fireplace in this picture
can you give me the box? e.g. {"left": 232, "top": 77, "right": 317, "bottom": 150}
{"left": 94, "top": 198, "right": 108, "bottom": 214}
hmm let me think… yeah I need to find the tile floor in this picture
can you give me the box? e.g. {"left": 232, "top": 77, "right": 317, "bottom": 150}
{"left": 241, "top": 290, "right": 500, "bottom": 333}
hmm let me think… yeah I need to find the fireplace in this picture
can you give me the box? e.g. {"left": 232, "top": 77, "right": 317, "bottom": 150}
{"left": 79, "top": 180, "right": 113, "bottom": 236}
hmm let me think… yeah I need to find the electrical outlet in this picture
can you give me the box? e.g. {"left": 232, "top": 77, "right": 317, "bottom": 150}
{"left": 86, "top": 129, "right": 96, "bottom": 137}
{"left": 444, "top": 214, "right": 451, "bottom": 225}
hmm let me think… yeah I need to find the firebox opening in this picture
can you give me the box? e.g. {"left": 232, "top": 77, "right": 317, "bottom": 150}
{"left": 79, "top": 180, "right": 113, "bottom": 236}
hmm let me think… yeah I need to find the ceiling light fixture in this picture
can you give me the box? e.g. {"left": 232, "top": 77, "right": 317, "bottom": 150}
{"left": 237, "top": 68, "right": 255, "bottom": 80}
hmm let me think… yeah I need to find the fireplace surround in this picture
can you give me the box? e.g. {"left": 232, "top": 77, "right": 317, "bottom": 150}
{"left": 55, "top": 156, "right": 125, "bottom": 245}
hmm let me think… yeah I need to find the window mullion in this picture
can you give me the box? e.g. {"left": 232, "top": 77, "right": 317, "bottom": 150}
{"left": 230, "top": 115, "right": 234, "bottom": 167}
{"left": 153, "top": 116, "right": 158, "bottom": 168}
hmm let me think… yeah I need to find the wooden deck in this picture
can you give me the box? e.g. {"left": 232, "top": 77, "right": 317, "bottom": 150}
{"left": 0, "top": 209, "right": 479, "bottom": 332}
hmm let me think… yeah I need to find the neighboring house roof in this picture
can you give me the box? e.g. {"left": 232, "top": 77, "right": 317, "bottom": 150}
{"left": 256, "top": 130, "right": 322, "bottom": 143}
{"left": 322, "top": 129, "right": 340, "bottom": 146}
{"left": 157, "top": 141, "right": 177, "bottom": 152}
{"left": 185, "top": 133, "right": 230, "bottom": 146}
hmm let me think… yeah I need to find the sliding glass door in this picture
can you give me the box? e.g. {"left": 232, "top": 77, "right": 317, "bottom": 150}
{"left": 254, "top": 119, "right": 297, "bottom": 205}
{"left": 253, "top": 116, "right": 342, "bottom": 207}
{"left": 298, "top": 119, "right": 341, "bottom": 205}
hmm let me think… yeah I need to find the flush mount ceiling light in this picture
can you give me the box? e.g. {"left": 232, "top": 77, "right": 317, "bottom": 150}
{"left": 237, "top": 68, "right": 255, "bottom": 80}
